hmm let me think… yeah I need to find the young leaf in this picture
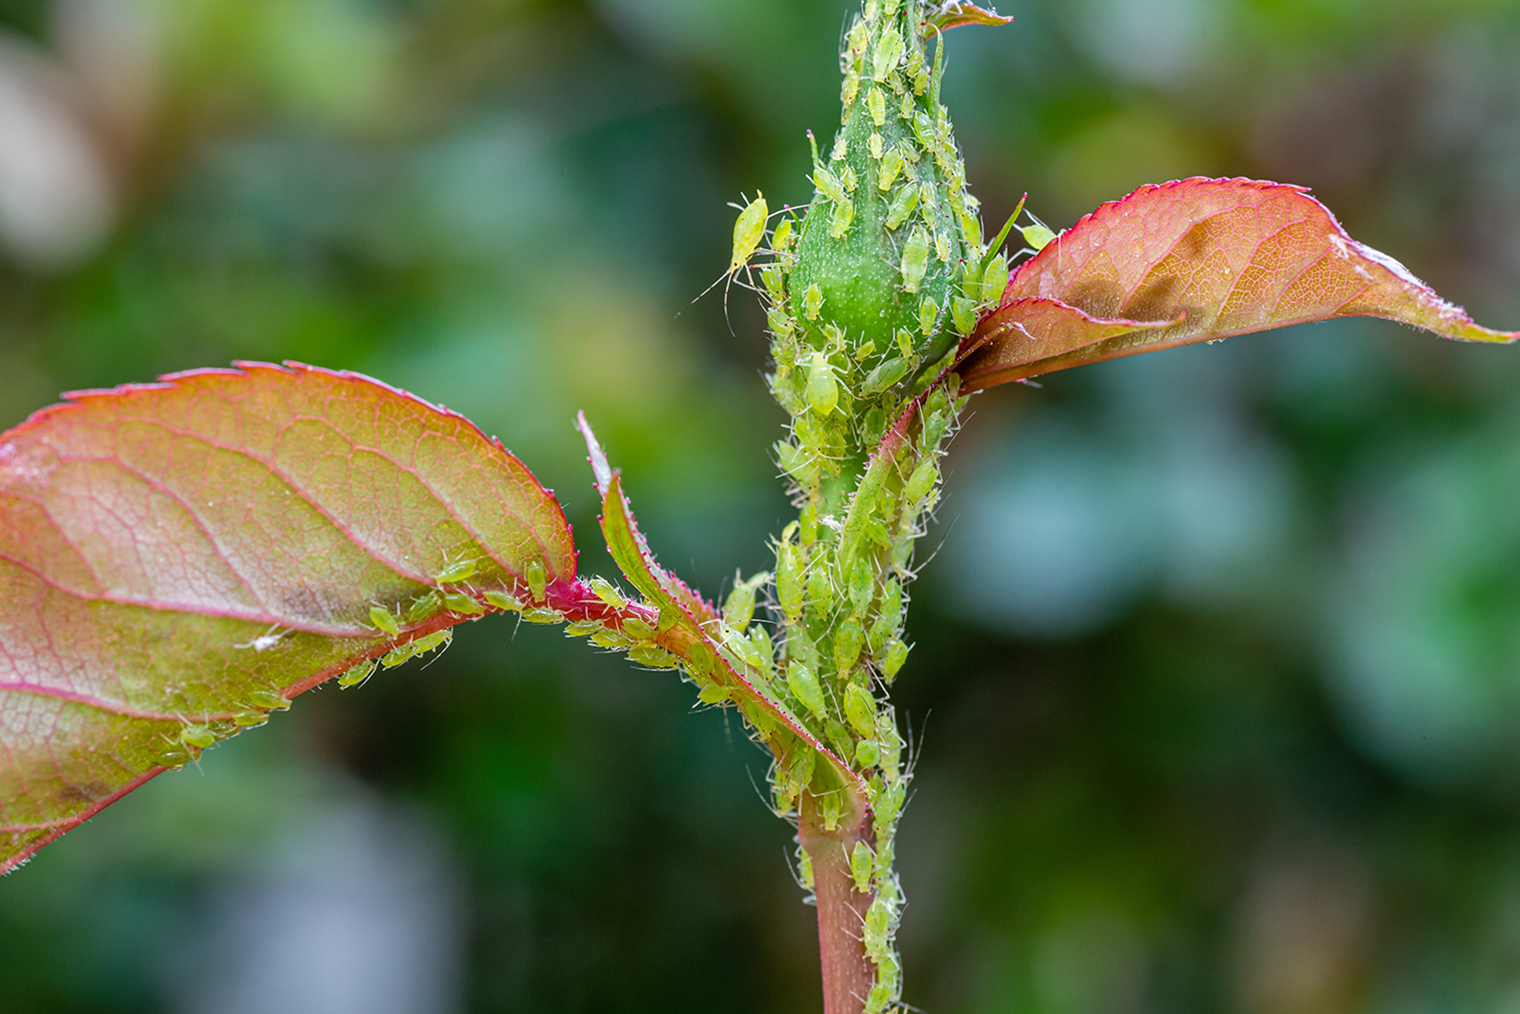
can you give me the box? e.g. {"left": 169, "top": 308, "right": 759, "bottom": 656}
{"left": 928, "top": 3, "right": 1014, "bottom": 32}
{"left": 957, "top": 178, "right": 1519, "bottom": 391}
{"left": 575, "top": 413, "right": 867, "bottom": 799}
{"left": 0, "top": 362, "right": 575, "bottom": 872}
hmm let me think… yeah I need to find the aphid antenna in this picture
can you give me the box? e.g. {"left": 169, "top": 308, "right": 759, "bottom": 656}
{"left": 903, "top": 708, "right": 929, "bottom": 779}
{"left": 743, "top": 762, "right": 778, "bottom": 814}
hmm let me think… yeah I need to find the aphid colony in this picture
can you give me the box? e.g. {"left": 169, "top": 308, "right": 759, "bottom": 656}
{"left": 719, "top": 2, "right": 995, "bottom": 1010}
{"left": 155, "top": 553, "right": 532, "bottom": 769}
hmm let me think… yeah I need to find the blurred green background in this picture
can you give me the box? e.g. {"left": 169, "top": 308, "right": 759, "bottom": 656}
{"left": 2, "top": 0, "right": 1520, "bottom": 1011}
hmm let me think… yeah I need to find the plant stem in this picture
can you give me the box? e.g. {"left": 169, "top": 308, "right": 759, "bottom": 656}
{"left": 801, "top": 793, "right": 874, "bottom": 1014}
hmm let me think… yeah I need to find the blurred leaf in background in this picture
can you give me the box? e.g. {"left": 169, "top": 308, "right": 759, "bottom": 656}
{"left": 1, "top": 0, "right": 1520, "bottom": 1012}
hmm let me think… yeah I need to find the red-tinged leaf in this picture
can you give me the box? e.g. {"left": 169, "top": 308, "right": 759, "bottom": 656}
{"left": 927, "top": 3, "right": 1014, "bottom": 32}
{"left": 574, "top": 413, "right": 867, "bottom": 800}
{"left": 0, "top": 362, "right": 576, "bottom": 872}
{"left": 957, "top": 178, "right": 1520, "bottom": 392}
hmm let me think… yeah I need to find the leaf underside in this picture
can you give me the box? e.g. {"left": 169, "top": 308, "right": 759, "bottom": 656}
{"left": 957, "top": 177, "right": 1520, "bottom": 391}
{"left": 0, "top": 362, "right": 575, "bottom": 872}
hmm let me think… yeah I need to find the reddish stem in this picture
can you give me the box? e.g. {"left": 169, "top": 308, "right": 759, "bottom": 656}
{"left": 801, "top": 794, "right": 874, "bottom": 1014}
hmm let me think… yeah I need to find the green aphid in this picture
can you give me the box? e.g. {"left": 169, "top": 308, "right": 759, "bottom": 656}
{"left": 899, "top": 227, "right": 931, "bottom": 292}
{"left": 798, "top": 503, "right": 819, "bottom": 546}
{"left": 835, "top": 617, "right": 865, "bottom": 672}
{"left": 622, "top": 616, "right": 658, "bottom": 641}
{"left": 841, "top": 67, "right": 860, "bottom": 112}
{"left": 806, "top": 353, "right": 840, "bottom": 415}
{"left": 657, "top": 605, "right": 681, "bottom": 633}
{"left": 761, "top": 265, "right": 786, "bottom": 301}
{"left": 878, "top": 722, "right": 904, "bottom": 783}
{"left": 867, "top": 87, "right": 887, "bottom": 127}
{"left": 844, "top": 680, "right": 877, "bottom": 737}
{"left": 845, "top": 15, "right": 868, "bottom": 56}
{"left": 813, "top": 166, "right": 848, "bottom": 204}
{"left": 921, "top": 397, "right": 952, "bottom": 448}
{"left": 807, "top": 558, "right": 836, "bottom": 616}
{"left": 881, "top": 571, "right": 899, "bottom": 626}
{"left": 1022, "top": 218, "right": 1057, "bottom": 251}
{"left": 872, "top": 26, "right": 904, "bottom": 81}
{"left": 180, "top": 723, "right": 216, "bottom": 750}
{"left": 750, "top": 625, "right": 776, "bottom": 677}
{"left": 522, "top": 607, "right": 565, "bottom": 624}
{"left": 935, "top": 230, "right": 953, "bottom": 264}
{"left": 856, "top": 738, "right": 881, "bottom": 768}
{"left": 726, "top": 630, "right": 766, "bottom": 676}
{"left": 877, "top": 147, "right": 905, "bottom": 192}
{"left": 883, "top": 184, "right": 921, "bottom": 230}
{"left": 862, "top": 897, "right": 892, "bottom": 959}
{"left": 381, "top": 643, "right": 415, "bottom": 668}
{"left": 369, "top": 604, "right": 401, "bottom": 637}
{"left": 156, "top": 742, "right": 193, "bottom": 769}
{"left": 524, "top": 559, "right": 548, "bottom": 603}
{"left": 483, "top": 589, "right": 523, "bottom": 613}
{"left": 788, "top": 624, "right": 821, "bottom": 670}
{"left": 629, "top": 643, "right": 680, "bottom": 669}
{"left": 589, "top": 628, "right": 627, "bottom": 649}
{"left": 766, "top": 306, "right": 795, "bottom": 338}
{"left": 851, "top": 841, "right": 875, "bottom": 894}
{"left": 916, "top": 296, "right": 939, "bottom": 337}
{"left": 872, "top": 839, "right": 895, "bottom": 885}
{"left": 777, "top": 537, "right": 804, "bottom": 620}
{"left": 829, "top": 195, "right": 855, "bottom": 239}
{"left": 957, "top": 202, "right": 983, "bottom": 254}
{"left": 905, "top": 40, "right": 927, "bottom": 93}
{"left": 697, "top": 685, "right": 732, "bottom": 706}
{"left": 895, "top": 327, "right": 916, "bottom": 359}
{"left": 589, "top": 576, "right": 627, "bottom": 610}
{"left": 910, "top": 110, "right": 935, "bottom": 149}
{"left": 904, "top": 457, "right": 939, "bottom": 503}
{"left": 788, "top": 660, "right": 827, "bottom": 719}
{"left": 407, "top": 590, "right": 442, "bottom": 624}
{"left": 566, "top": 620, "right": 604, "bottom": 637}
{"left": 919, "top": 182, "right": 940, "bottom": 229}
{"left": 798, "top": 847, "right": 816, "bottom": 891}
{"left": 868, "top": 132, "right": 884, "bottom": 160}
{"left": 784, "top": 747, "right": 816, "bottom": 798}
{"left": 442, "top": 590, "right": 485, "bottom": 616}
{"left": 848, "top": 556, "right": 875, "bottom": 616}
{"left": 831, "top": 133, "right": 849, "bottom": 162}
{"left": 771, "top": 216, "right": 794, "bottom": 256}
{"left": 435, "top": 556, "right": 479, "bottom": 585}
{"left": 338, "top": 658, "right": 377, "bottom": 689}
{"left": 803, "top": 283, "right": 824, "bottom": 321}
{"left": 875, "top": 780, "right": 905, "bottom": 836}
{"left": 882, "top": 639, "right": 910, "bottom": 679}
{"left": 233, "top": 710, "right": 268, "bottom": 728}
{"left": 981, "top": 253, "right": 1009, "bottom": 304}
{"left": 411, "top": 629, "right": 451, "bottom": 658}
{"left": 854, "top": 340, "right": 878, "bottom": 362}
{"left": 723, "top": 571, "right": 770, "bottom": 629}
{"left": 246, "top": 689, "right": 290, "bottom": 712}
{"left": 687, "top": 641, "right": 718, "bottom": 679}
{"left": 861, "top": 357, "right": 908, "bottom": 396}
{"left": 729, "top": 192, "right": 768, "bottom": 274}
